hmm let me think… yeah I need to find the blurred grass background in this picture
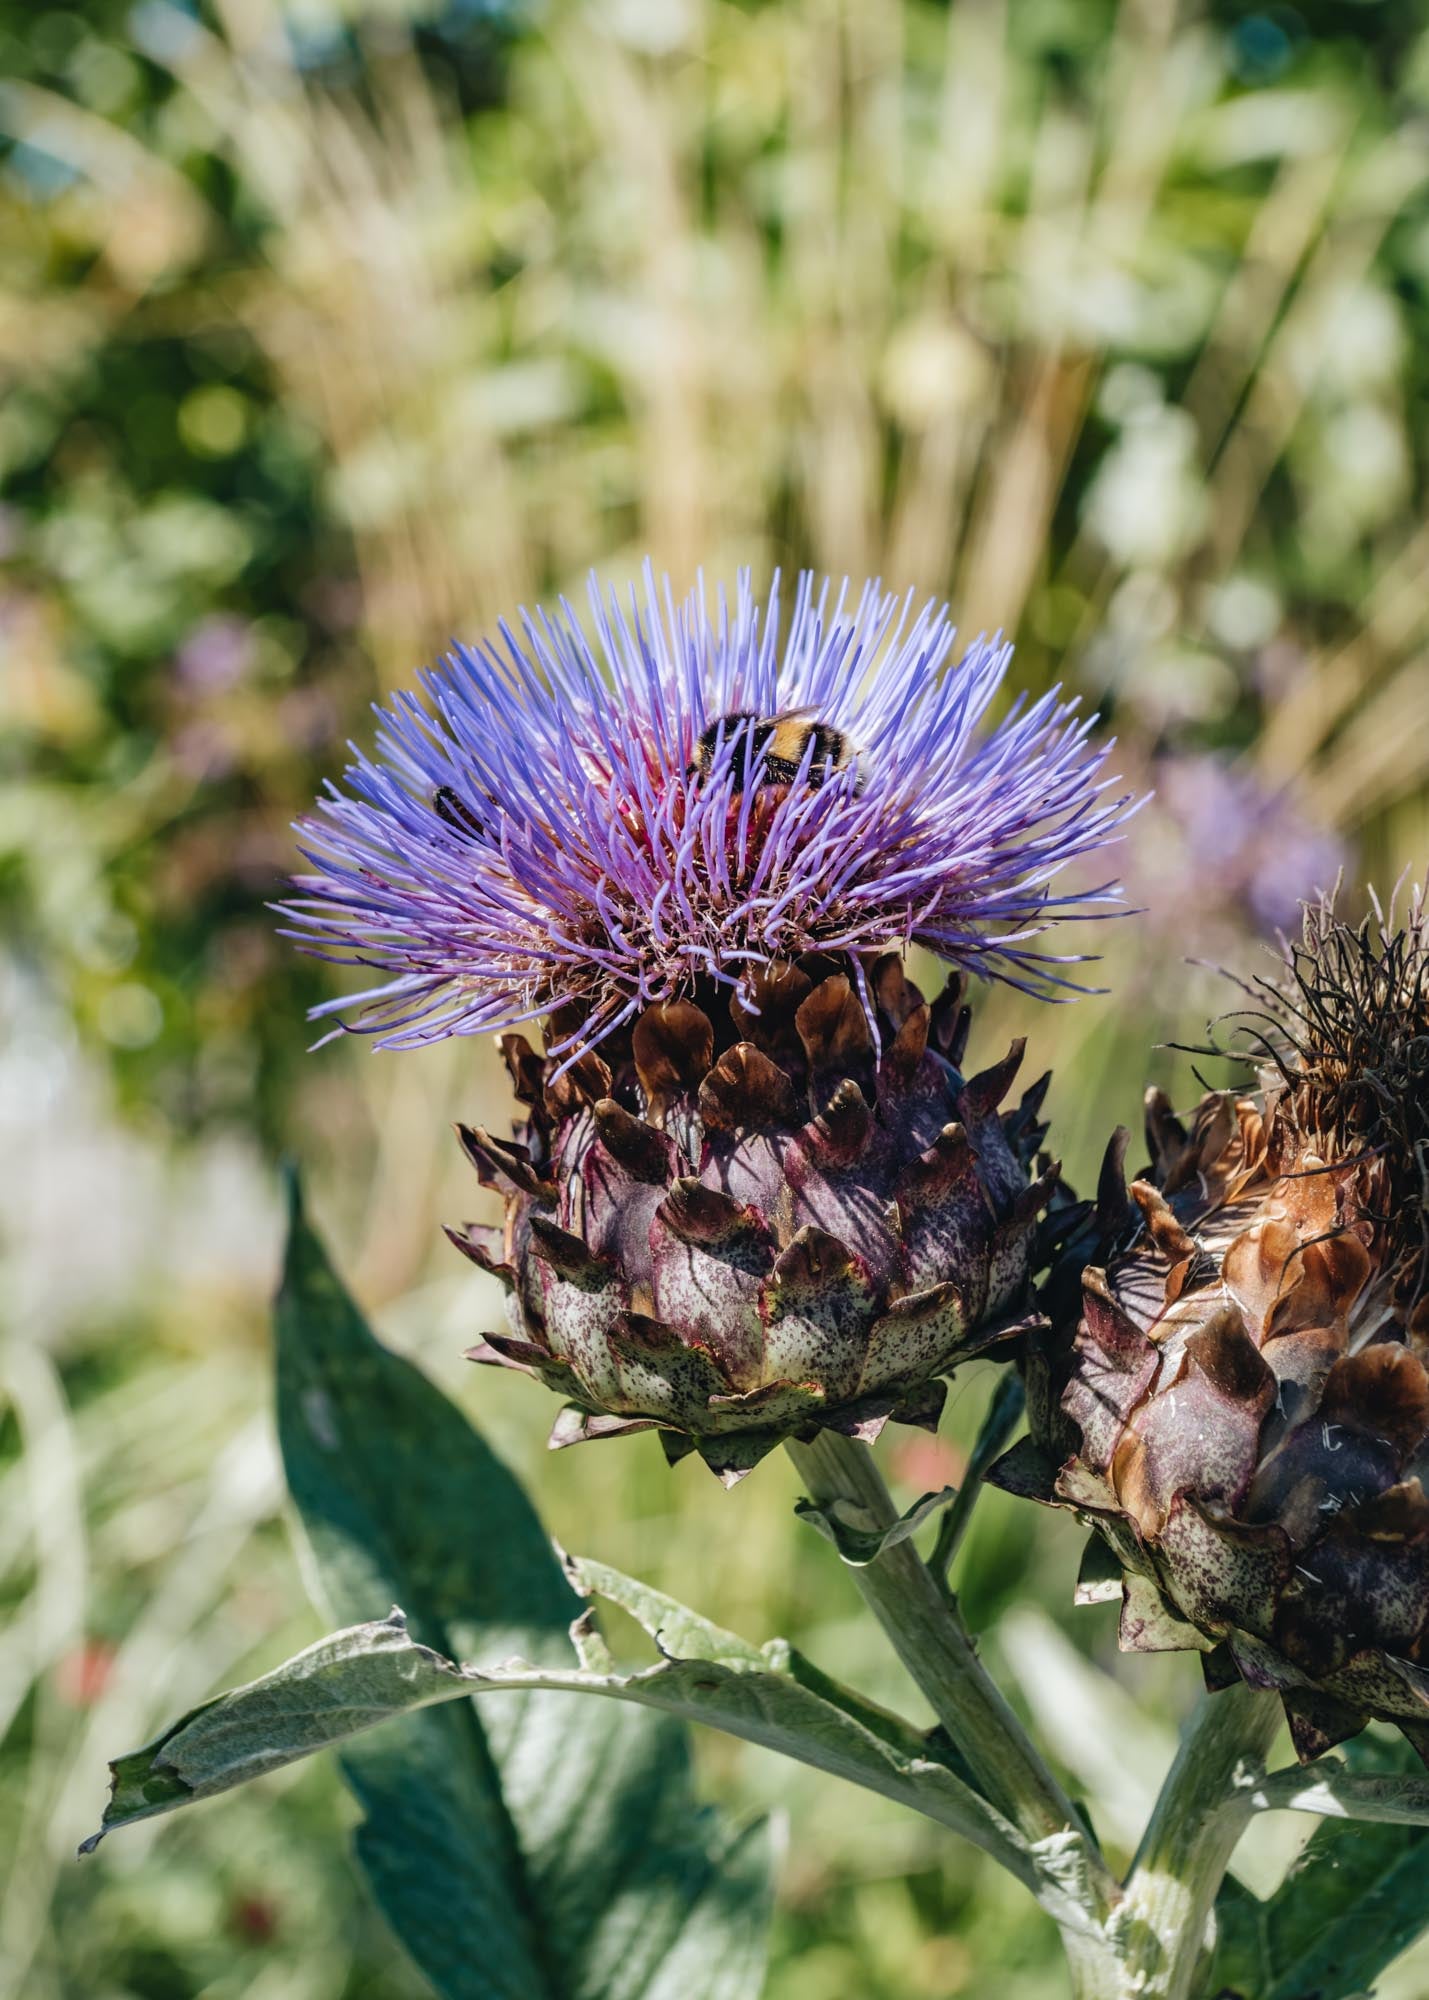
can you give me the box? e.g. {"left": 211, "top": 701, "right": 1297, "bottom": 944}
{"left": 3, "top": 0, "right": 1429, "bottom": 1994}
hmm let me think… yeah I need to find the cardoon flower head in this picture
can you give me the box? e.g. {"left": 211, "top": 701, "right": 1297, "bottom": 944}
{"left": 285, "top": 567, "right": 1132, "bottom": 1064}
{"left": 286, "top": 566, "right": 1138, "bottom": 1478}
{"left": 997, "top": 884, "right": 1429, "bottom": 1759}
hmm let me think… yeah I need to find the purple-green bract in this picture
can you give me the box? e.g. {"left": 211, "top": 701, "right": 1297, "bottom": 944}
{"left": 284, "top": 566, "right": 1137, "bottom": 1062}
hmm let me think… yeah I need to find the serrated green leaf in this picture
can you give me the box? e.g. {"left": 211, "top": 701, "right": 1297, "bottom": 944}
{"left": 1208, "top": 1735, "right": 1429, "bottom": 2000}
{"left": 85, "top": 1596, "right": 1102, "bottom": 1939}
{"left": 568, "top": 1557, "right": 769, "bottom": 1667}
{"left": 79, "top": 1610, "right": 467, "bottom": 1845}
{"left": 794, "top": 1485, "right": 956, "bottom": 1564}
{"left": 274, "top": 1194, "right": 591, "bottom": 2000}
{"left": 566, "top": 1554, "right": 972, "bottom": 1775}
{"left": 1244, "top": 1758, "right": 1429, "bottom": 1829}
{"left": 268, "top": 1182, "right": 773, "bottom": 2000}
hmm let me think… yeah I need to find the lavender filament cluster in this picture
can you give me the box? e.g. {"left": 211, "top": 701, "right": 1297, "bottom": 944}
{"left": 284, "top": 566, "right": 1138, "bottom": 1061}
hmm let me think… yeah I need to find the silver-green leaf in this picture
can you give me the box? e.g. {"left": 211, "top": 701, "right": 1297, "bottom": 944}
{"left": 89, "top": 1179, "right": 774, "bottom": 2000}
{"left": 1208, "top": 1735, "right": 1429, "bottom": 2000}
{"left": 80, "top": 1609, "right": 462, "bottom": 1845}
{"left": 794, "top": 1486, "right": 957, "bottom": 1565}
{"left": 87, "top": 1585, "right": 1098, "bottom": 1937}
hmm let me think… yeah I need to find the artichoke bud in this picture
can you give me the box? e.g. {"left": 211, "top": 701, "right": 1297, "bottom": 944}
{"left": 456, "top": 953, "right": 1059, "bottom": 1481}
{"left": 995, "top": 887, "right": 1429, "bottom": 1762}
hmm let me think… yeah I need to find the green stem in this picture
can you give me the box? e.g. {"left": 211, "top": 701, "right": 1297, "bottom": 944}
{"left": 928, "top": 1373, "right": 1025, "bottom": 1591}
{"left": 1112, "top": 1683, "right": 1281, "bottom": 2000}
{"left": 786, "top": 1430, "right": 1110, "bottom": 1896}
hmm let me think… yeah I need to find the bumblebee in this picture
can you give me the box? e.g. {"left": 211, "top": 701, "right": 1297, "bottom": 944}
{"left": 686, "top": 710, "right": 855, "bottom": 791}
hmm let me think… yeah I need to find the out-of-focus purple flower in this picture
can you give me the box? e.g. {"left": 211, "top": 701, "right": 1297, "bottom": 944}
{"left": 175, "top": 614, "right": 253, "bottom": 693}
{"left": 277, "top": 686, "right": 340, "bottom": 754}
{"left": 1153, "top": 753, "right": 1346, "bottom": 935}
{"left": 283, "top": 567, "right": 1138, "bottom": 1062}
{"left": 170, "top": 718, "right": 239, "bottom": 782}
{"left": 301, "top": 575, "right": 363, "bottom": 633}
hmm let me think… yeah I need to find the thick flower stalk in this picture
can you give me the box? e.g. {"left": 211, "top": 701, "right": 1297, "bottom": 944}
{"left": 285, "top": 566, "right": 1135, "bottom": 1475}
{"left": 997, "top": 885, "right": 1429, "bottom": 1761}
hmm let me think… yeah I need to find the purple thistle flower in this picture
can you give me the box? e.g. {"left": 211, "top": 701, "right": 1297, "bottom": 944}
{"left": 282, "top": 566, "right": 1138, "bottom": 1065}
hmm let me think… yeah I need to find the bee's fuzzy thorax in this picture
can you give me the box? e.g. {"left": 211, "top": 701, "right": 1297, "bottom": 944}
{"left": 765, "top": 717, "right": 854, "bottom": 776}
{"left": 687, "top": 711, "right": 854, "bottom": 790}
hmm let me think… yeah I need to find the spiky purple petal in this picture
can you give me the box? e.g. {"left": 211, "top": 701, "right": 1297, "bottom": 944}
{"left": 282, "top": 566, "right": 1139, "bottom": 1054}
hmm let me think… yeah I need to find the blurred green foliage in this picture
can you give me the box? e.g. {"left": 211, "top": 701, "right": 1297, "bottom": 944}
{"left": 4, "top": 1, "right": 1429, "bottom": 1996}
